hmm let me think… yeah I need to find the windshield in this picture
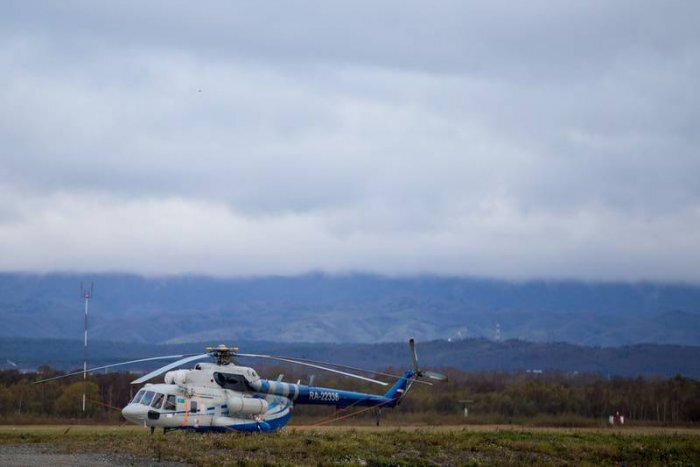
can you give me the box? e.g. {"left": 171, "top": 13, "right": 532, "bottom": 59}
{"left": 131, "top": 390, "right": 145, "bottom": 404}
{"left": 141, "top": 390, "right": 155, "bottom": 406}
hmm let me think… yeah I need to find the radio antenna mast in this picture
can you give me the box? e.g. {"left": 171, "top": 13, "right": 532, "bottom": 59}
{"left": 81, "top": 282, "right": 94, "bottom": 413}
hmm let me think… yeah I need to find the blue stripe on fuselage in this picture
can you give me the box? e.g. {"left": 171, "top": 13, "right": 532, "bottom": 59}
{"left": 258, "top": 379, "right": 390, "bottom": 408}
{"left": 164, "top": 410, "right": 292, "bottom": 434}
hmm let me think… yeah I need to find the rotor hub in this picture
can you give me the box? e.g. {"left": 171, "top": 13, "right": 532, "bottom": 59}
{"left": 205, "top": 344, "right": 238, "bottom": 365}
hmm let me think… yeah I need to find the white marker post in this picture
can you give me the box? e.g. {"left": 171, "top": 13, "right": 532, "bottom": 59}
{"left": 81, "top": 283, "right": 93, "bottom": 413}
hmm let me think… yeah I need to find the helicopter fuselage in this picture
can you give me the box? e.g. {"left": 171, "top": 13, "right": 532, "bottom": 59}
{"left": 121, "top": 362, "right": 414, "bottom": 432}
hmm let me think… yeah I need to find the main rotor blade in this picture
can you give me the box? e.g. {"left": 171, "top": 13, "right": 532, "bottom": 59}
{"left": 131, "top": 354, "right": 210, "bottom": 384}
{"left": 252, "top": 353, "right": 432, "bottom": 386}
{"left": 421, "top": 370, "right": 448, "bottom": 382}
{"left": 236, "top": 353, "right": 389, "bottom": 386}
{"left": 34, "top": 353, "right": 201, "bottom": 384}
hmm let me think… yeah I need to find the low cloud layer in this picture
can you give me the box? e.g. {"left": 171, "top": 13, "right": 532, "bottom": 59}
{"left": 1, "top": 1, "right": 699, "bottom": 281}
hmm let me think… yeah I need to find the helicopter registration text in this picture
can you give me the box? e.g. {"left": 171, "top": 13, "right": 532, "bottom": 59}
{"left": 308, "top": 390, "right": 340, "bottom": 402}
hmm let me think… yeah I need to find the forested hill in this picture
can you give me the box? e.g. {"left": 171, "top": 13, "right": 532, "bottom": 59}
{"left": 1, "top": 337, "right": 698, "bottom": 378}
{"left": 0, "top": 273, "right": 699, "bottom": 346}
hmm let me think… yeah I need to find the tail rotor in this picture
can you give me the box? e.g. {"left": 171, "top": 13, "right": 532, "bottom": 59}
{"left": 409, "top": 338, "right": 448, "bottom": 382}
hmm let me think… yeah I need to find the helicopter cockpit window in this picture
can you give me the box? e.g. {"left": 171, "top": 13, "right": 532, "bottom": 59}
{"left": 213, "top": 372, "right": 250, "bottom": 390}
{"left": 131, "top": 389, "right": 145, "bottom": 404}
{"left": 164, "top": 395, "right": 176, "bottom": 411}
{"left": 151, "top": 393, "right": 164, "bottom": 409}
{"left": 141, "top": 390, "right": 155, "bottom": 406}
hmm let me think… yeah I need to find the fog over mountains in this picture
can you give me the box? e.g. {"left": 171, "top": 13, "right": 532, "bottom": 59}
{"left": 2, "top": 337, "right": 698, "bottom": 378}
{"left": 1, "top": 273, "right": 698, "bottom": 347}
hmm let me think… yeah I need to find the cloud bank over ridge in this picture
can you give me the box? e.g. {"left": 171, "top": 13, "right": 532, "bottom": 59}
{"left": 1, "top": 1, "right": 699, "bottom": 281}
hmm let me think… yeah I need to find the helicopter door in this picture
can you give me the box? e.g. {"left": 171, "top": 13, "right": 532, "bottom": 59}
{"left": 185, "top": 399, "right": 213, "bottom": 428}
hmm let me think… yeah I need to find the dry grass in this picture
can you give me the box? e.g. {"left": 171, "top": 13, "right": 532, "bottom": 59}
{"left": 1, "top": 424, "right": 699, "bottom": 465}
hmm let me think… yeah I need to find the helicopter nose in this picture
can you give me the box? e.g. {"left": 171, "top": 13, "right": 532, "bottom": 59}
{"left": 121, "top": 403, "right": 149, "bottom": 424}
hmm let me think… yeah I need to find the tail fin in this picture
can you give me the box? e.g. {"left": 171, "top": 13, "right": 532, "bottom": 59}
{"left": 383, "top": 370, "right": 416, "bottom": 403}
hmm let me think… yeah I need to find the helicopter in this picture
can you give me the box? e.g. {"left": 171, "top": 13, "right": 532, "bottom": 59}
{"left": 36, "top": 338, "right": 446, "bottom": 433}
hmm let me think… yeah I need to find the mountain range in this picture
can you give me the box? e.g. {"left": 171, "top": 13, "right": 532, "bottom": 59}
{"left": 1, "top": 337, "right": 698, "bottom": 379}
{"left": 0, "top": 273, "right": 699, "bottom": 346}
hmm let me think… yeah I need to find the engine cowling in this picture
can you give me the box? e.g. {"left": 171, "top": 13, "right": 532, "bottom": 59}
{"left": 226, "top": 394, "right": 268, "bottom": 415}
{"left": 164, "top": 369, "right": 188, "bottom": 386}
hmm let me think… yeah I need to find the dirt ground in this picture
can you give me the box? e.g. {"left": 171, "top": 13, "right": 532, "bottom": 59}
{"left": 0, "top": 443, "right": 186, "bottom": 466}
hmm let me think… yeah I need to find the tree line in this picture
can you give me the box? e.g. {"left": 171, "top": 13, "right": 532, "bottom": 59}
{"left": 1, "top": 367, "right": 699, "bottom": 424}
{"left": 395, "top": 370, "right": 700, "bottom": 424}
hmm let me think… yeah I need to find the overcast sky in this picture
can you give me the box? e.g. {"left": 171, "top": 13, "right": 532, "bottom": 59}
{"left": 1, "top": 1, "right": 699, "bottom": 281}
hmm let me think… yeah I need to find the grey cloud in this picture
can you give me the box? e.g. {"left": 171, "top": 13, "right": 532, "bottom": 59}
{"left": 1, "top": 1, "right": 699, "bottom": 280}
{"left": 3, "top": 1, "right": 699, "bottom": 77}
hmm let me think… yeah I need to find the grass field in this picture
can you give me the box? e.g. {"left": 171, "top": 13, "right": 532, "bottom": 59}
{"left": 1, "top": 424, "right": 699, "bottom": 465}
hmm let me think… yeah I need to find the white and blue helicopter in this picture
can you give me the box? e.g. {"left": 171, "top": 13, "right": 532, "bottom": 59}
{"left": 38, "top": 339, "right": 446, "bottom": 433}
